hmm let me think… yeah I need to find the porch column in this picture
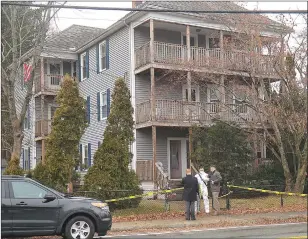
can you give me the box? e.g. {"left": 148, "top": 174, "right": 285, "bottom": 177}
{"left": 150, "top": 19, "right": 156, "bottom": 121}
{"left": 40, "top": 57, "right": 44, "bottom": 91}
{"left": 41, "top": 95, "right": 45, "bottom": 164}
{"left": 186, "top": 25, "right": 193, "bottom": 171}
{"left": 219, "top": 30, "right": 224, "bottom": 68}
{"left": 152, "top": 125, "right": 157, "bottom": 187}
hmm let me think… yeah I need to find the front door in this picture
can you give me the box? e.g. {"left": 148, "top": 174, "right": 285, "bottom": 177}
{"left": 170, "top": 140, "right": 182, "bottom": 179}
{"left": 48, "top": 105, "right": 57, "bottom": 133}
{"left": 1, "top": 180, "right": 12, "bottom": 237}
{"left": 183, "top": 84, "right": 200, "bottom": 121}
{"left": 48, "top": 62, "right": 62, "bottom": 89}
{"left": 9, "top": 180, "right": 59, "bottom": 236}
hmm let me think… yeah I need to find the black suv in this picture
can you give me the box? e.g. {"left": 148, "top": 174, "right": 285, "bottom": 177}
{"left": 1, "top": 175, "right": 112, "bottom": 238}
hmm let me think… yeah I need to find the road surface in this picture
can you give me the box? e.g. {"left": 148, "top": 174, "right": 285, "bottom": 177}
{"left": 104, "top": 222, "right": 308, "bottom": 238}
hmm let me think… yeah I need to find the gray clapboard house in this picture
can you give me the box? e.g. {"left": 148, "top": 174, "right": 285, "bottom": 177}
{"left": 18, "top": 1, "right": 285, "bottom": 190}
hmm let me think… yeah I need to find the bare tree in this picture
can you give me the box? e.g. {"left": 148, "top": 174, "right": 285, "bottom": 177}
{"left": 1, "top": 2, "right": 64, "bottom": 162}
{"left": 158, "top": 13, "right": 306, "bottom": 192}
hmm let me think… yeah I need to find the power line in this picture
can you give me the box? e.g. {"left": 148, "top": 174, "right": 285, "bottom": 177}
{"left": 2, "top": 2, "right": 307, "bottom": 14}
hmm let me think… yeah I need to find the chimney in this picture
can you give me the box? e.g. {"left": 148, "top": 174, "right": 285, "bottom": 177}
{"left": 132, "top": 1, "right": 143, "bottom": 8}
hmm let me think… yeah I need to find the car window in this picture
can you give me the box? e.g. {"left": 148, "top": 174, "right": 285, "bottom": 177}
{"left": 2, "top": 181, "right": 5, "bottom": 198}
{"left": 11, "top": 181, "right": 47, "bottom": 199}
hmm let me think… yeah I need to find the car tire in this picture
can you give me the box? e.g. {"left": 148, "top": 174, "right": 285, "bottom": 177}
{"left": 64, "top": 216, "right": 95, "bottom": 239}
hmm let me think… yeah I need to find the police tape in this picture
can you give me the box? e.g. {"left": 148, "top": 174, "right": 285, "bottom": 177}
{"left": 227, "top": 185, "right": 308, "bottom": 197}
{"left": 105, "top": 187, "right": 184, "bottom": 203}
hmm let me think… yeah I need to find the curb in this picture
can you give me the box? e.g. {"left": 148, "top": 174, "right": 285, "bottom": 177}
{"left": 110, "top": 212, "right": 307, "bottom": 232}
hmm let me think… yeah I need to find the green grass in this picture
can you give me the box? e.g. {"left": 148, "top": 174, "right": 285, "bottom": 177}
{"left": 112, "top": 195, "right": 307, "bottom": 217}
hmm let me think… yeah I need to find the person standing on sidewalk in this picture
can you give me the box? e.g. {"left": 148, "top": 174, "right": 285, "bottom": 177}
{"left": 209, "top": 165, "right": 222, "bottom": 215}
{"left": 195, "top": 167, "right": 210, "bottom": 215}
{"left": 182, "top": 168, "right": 199, "bottom": 220}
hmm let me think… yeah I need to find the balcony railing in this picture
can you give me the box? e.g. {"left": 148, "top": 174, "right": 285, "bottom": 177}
{"left": 35, "top": 74, "right": 63, "bottom": 94}
{"left": 135, "top": 41, "right": 278, "bottom": 76}
{"left": 136, "top": 99, "right": 255, "bottom": 125}
{"left": 35, "top": 120, "right": 52, "bottom": 137}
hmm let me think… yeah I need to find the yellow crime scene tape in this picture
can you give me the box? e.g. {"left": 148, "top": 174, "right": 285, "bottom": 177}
{"left": 227, "top": 185, "right": 308, "bottom": 197}
{"left": 105, "top": 187, "right": 184, "bottom": 203}
{"left": 105, "top": 187, "right": 233, "bottom": 203}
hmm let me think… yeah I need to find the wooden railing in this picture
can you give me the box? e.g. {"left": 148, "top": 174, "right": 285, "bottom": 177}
{"left": 135, "top": 41, "right": 278, "bottom": 76}
{"left": 35, "top": 120, "right": 52, "bottom": 137}
{"left": 136, "top": 99, "right": 255, "bottom": 125}
{"left": 35, "top": 74, "right": 63, "bottom": 93}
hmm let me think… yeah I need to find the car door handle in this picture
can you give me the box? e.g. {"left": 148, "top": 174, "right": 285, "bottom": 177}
{"left": 16, "top": 202, "right": 27, "bottom": 206}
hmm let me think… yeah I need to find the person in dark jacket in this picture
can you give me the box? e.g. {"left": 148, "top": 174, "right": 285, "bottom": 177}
{"left": 209, "top": 165, "right": 222, "bottom": 215}
{"left": 182, "top": 168, "right": 199, "bottom": 220}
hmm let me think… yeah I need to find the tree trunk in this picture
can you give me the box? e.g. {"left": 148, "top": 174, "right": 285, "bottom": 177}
{"left": 11, "top": 119, "right": 23, "bottom": 161}
{"left": 293, "top": 163, "right": 307, "bottom": 193}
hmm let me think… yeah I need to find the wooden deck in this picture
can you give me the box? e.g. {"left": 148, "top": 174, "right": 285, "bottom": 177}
{"left": 135, "top": 41, "right": 278, "bottom": 77}
{"left": 136, "top": 99, "right": 257, "bottom": 128}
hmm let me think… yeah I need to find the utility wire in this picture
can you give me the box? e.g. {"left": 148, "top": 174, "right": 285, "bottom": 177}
{"left": 2, "top": 2, "right": 307, "bottom": 14}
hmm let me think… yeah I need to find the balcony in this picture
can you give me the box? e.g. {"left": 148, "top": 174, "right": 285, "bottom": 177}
{"left": 35, "top": 74, "right": 63, "bottom": 95}
{"left": 135, "top": 41, "right": 278, "bottom": 77}
{"left": 35, "top": 120, "right": 52, "bottom": 138}
{"left": 136, "top": 99, "right": 256, "bottom": 128}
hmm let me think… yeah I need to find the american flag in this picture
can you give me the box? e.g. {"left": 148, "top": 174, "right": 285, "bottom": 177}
{"left": 23, "top": 61, "right": 33, "bottom": 82}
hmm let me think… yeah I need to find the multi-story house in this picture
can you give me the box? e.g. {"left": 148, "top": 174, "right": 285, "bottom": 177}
{"left": 18, "top": 1, "right": 285, "bottom": 190}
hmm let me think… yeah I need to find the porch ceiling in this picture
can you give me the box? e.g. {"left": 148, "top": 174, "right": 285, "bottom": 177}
{"left": 142, "top": 20, "right": 217, "bottom": 36}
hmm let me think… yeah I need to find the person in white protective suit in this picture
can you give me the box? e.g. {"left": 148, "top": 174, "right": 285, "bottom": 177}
{"left": 195, "top": 167, "right": 210, "bottom": 214}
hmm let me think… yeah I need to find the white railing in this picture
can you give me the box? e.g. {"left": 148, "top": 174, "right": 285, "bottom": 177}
{"left": 136, "top": 99, "right": 255, "bottom": 125}
{"left": 135, "top": 41, "right": 277, "bottom": 76}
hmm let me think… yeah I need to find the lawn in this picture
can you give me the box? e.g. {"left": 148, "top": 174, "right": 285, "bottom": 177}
{"left": 112, "top": 195, "right": 307, "bottom": 217}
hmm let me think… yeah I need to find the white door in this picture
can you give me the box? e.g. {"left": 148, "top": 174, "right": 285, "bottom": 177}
{"left": 47, "top": 61, "right": 63, "bottom": 89}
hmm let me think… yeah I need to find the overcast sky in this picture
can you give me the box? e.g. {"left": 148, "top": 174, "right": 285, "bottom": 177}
{"left": 53, "top": 1, "right": 307, "bottom": 31}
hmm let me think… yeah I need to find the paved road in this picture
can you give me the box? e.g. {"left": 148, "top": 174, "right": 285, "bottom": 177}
{"left": 105, "top": 223, "right": 308, "bottom": 238}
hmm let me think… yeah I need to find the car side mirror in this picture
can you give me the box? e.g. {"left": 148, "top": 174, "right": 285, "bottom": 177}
{"left": 43, "top": 194, "right": 56, "bottom": 202}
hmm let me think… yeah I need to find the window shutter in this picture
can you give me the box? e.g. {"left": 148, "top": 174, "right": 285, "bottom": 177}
{"left": 86, "top": 96, "right": 90, "bottom": 123}
{"left": 86, "top": 50, "right": 89, "bottom": 79}
{"left": 106, "top": 39, "right": 110, "bottom": 69}
{"left": 22, "top": 149, "right": 25, "bottom": 170}
{"left": 96, "top": 45, "right": 100, "bottom": 73}
{"left": 107, "top": 88, "right": 110, "bottom": 117}
{"left": 28, "top": 147, "right": 30, "bottom": 170}
{"left": 88, "top": 143, "right": 91, "bottom": 167}
{"left": 77, "top": 55, "right": 81, "bottom": 82}
{"left": 27, "top": 106, "right": 30, "bottom": 129}
{"left": 97, "top": 92, "right": 101, "bottom": 121}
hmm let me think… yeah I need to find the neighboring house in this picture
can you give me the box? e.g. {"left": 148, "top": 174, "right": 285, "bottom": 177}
{"left": 18, "top": 1, "right": 287, "bottom": 190}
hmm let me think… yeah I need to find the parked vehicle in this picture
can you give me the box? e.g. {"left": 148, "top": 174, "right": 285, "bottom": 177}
{"left": 1, "top": 175, "right": 112, "bottom": 238}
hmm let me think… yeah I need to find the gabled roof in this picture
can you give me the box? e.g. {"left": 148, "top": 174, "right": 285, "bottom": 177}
{"left": 137, "top": 1, "right": 286, "bottom": 33}
{"left": 44, "top": 24, "right": 106, "bottom": 53}
{"left": 77, "top": 1, "right": 289, "bottom": 53}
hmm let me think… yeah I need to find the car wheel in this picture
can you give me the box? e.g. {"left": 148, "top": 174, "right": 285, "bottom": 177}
{"left": 64, "top": 216, "right": 95, "bottom": 239}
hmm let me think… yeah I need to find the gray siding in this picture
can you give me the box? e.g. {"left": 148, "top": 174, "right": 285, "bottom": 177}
{"left": 36, "top": 141, "right": 42, "bottom": 163}
{"left": 136, "top": 127, "right": 188, "bottom": 172}
{"left": 15, "top": 65, "right": 37, "bottom": 169}
{"left": 78, "top": 26, "right": 130, "bottom": 164}
{"left": 135, "top": 74, "right": 151, "bottom": 104}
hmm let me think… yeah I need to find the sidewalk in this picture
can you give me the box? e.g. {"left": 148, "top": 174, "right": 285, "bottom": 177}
{"left": 111, "top": 211, "right": 307, "bottom": 232}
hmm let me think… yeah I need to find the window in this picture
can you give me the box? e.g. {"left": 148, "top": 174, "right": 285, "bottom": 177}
{"left": 24, "top": 112, "right": 29, "bottom": 130}
{"left": 208, "top": 86, "right": 219, "bottom": 113}
{"left": 209, "top": 88, "right": 219, "bottom": 102}
{"left": 23, "top": 148, "right": 30, "bottom": 171}
{"left": 80, "top": 53, "right": 87, "bottom": 80}
{"left": 183, "top": 84, "right": 199, "bottom": 102}
{"left": 101, "top": 91, "right": 107, "bottom": 119}
{"left": 99, "top": 41, "right": 107, "bottom": 71}
{"left": 2, "top": 181, "right": 6, "bottom": 198}
{"left": 209, "top": 38, "right": 220, "bottom": 49}
{"left": 82, "top": 144, "right": 88, "bottom": 168}
{"left": 11, "top": 181, "right": 47, "bottom": 199}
